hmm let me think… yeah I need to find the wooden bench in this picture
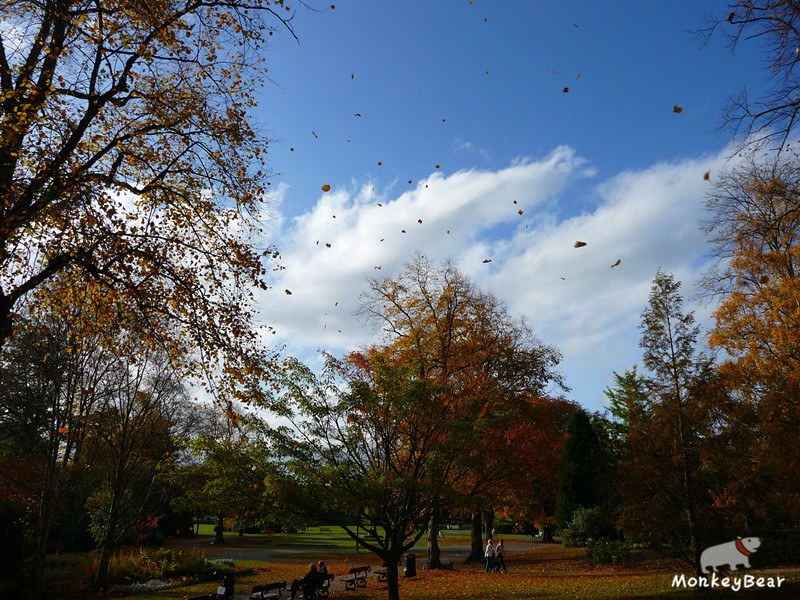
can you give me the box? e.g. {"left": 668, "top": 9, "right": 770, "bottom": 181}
{"left": 340, "top": 565, "right": 370, "bottom": 590}
{"left": 250, "top": 581, "right": 286, "bottom": 600}
{"left": 319, "top": 527, "right": 331, "bottom": 533}
{"left": 374, "top": 562, "right": 401, "bottom": 583}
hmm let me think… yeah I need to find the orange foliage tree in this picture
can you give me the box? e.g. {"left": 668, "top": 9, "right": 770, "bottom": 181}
{"left": 703, "top": 152, "right": 800, "bottom": 517}
{"left": 0, "top": 0, "right": 291, "bottom": 402}
{"left": 358, "top": 254, "right": 566, "bottom": 564}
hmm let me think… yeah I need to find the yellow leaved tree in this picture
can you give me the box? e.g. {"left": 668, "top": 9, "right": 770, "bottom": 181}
{"left": 0, "top": 0, "right": 294, "bottom": 402}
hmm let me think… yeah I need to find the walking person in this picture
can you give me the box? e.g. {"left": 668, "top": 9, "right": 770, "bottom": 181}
{"left": 494, "top": 539, "right": 507, "bottom": 573}
{"left": 484, "top": 538, "right": 495, "bottom": 573}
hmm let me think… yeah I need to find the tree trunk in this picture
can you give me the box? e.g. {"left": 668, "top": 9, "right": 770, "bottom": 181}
{"left": 483, "top": 510, "right": 494, "bottom": 539}
{"left": 426, "top": 514, "right": 444, "bottom": 569}
{"left": 215, "top": 513, "right": 225, "bottom": 543}
{"left": 386, "top": 560, "right": 400, "bottom": 600}
{"left": 94, "top": 541, "right": 114, "bottom": 590}
{"left": 542, "top": 522, "right": 555, "bottom": 543}
{"left": 467, "top": 512, "right": 483, "bottom": 561}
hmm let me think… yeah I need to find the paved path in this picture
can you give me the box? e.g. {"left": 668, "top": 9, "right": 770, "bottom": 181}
{"left": 173, "top": 533, "right": 539, "bottom": 563}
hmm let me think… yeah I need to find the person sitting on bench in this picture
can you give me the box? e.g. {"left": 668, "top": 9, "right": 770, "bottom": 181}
{"left": 290, "top": 563, "right": 317, "bottom": 600}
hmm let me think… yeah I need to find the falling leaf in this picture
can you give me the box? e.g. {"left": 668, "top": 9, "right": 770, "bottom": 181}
{"left": 331, "top": 4, "right": 335, "bottom": 8}
{"left": 485, "top": 70, "right": 490, "bottom": 75}
{"left": 408, "top": 180, "right": 412, "bottom": 184}
{"left": 378, "top": 161, "right": 383, "bottom": 166}
{"left": 435, "top": 164, "right": 440, "bottom": 169}
{"left": 418, "top": 219, "right": 423, "bottom": 224}
{"left": 332, "top": 215, "right": 336, "bottom": 218}
{"left": 610, "top": 258, "right": 622, "bottom": 268}
{"left": 446, "top": 230, "right": 450, "bottom": 234}
{"left": 290, "top": 147, "right": 294, "bottom": 151}
{"left": 703, "top": 171, "right": 710, "bottom": 181}
{"left": 561, "top": 277, "right": 566, "bottom": 280}
{"left": 351, "top": 73, "right": 354, "bottom": 79}
{"left": 673, "top": 105, "right": 683, "bottom": 113}
{"left": 573, "top": 23, "right": 579, "bottom": 27}
{"left": 325, "top": 243, "right": 331, "bottom": 248}
{"left": 563, "top": 87, "right": 569, "bottom": 93}
{"left": 484, "top": 18, "right": 487, "bottom": 22}
{"left": 58, "top": 426, "right": 69, "bottom": 434}
{"left": 377, "top": 203, "right": 382, "bottom": 207}
{"left": 312, "top": 131, "right": 318, "bottom": 137}
{"left": 355, "top": 113, "right": 362, "bottom": 117}
{"left": 513, "top": 200, "right": 518, "bottom": 204}
{"left": 321, "top": 184, "right": 331, "bottom": 192}
{"left": 483, "top": 259, "right": 492, "bottom": 263}
{"left": 380, "top": 238, "right": 384, "bottom": 242}
{"left": 518, "top": 210, "right": 523, "bottom": 215}
{"left": 335, "top": 302, "right": 339, "bottom": 306}
{"left": 728, "top": 11, "right": 735, "bottom": 22}
{"left": 576, "top": 73, "right": 581, "bottom": 79}
{"left": 401, "top": 229, "right": 406, "bottom": 233}
{"left": 574, "top": 241, "right": 587, "bottom": 248}
{"left": 374, "top": 265, "right": 381, "bottom": 270}
{"left": 442, "top": 119, "right": 446, "bottom": 122}
{"left": 285, "top": 289, "right": 292, "bottom": 295}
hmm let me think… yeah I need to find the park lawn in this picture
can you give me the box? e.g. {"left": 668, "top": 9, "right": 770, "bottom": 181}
{"left": 130, "top": 546, "right": 800, "bottom": 600}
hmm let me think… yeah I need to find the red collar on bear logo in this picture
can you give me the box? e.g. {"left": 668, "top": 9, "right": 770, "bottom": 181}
{"left": 735, "top": 539, "right": 751, "bottom": 556}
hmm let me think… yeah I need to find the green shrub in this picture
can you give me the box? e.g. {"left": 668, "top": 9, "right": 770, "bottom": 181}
{"left": 106, "top": 547, "right": 206, "bottom": 584}
{"left": 561, "top": 506, "right": 618, "bottom": 547}
{"left": 585, "top": 540, "right": 633, "bottom": 565}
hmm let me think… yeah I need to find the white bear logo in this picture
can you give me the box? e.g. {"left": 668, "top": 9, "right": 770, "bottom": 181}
{"left": 700, "top": 537, "right": 761, "bottom": 573}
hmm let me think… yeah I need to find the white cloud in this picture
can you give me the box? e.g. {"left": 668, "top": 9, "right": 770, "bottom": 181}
{"left": 259, "top": 146, "right": 736, "bottom": 411}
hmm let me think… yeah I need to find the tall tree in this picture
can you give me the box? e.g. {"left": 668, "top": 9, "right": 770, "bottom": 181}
{"left": 271, "top": 354, "right": 463, "bottom": 600}
{"left": 703, "top": 0, "right": 800, "bottom": 150}
{"left": 83, "top": 349, "right": 193, "bottom": 589}
{"left": 703, "top": 152, "right": 800, "bottom": 516}
{"left": 556, "top": 408, "right": 602, "bottom": 530}
{"left": 0, "top": 0, "right": 289, "bottom": 401}
{"left": 620, "top": 270, "right": 731, "bottom": 576}
{"left": 358, "top": 254, "right": 565, "bottom": 564}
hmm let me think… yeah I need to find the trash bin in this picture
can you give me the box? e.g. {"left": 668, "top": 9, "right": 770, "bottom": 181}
{"left": 404, "top": 553, "right": 417, "bottom": 577}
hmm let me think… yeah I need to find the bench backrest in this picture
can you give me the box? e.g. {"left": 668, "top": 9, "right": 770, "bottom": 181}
{"left": 349, "top": 566, "right": 370, "bottom": 575}
{"left": 252, "top": 581, "right": 286, "bottom": 593}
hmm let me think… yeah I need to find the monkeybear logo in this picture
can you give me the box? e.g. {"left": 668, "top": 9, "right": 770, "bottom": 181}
{"left": 700, "top": 537, "right": 761, "bottom": 574}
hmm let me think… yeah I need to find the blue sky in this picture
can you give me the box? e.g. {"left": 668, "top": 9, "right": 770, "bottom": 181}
{"left": 248, "top": 1, "right": 769, "bottom": 412}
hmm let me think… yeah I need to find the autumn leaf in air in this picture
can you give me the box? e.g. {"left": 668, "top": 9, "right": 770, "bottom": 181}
{"left": 418, "top": 219, "right": 423, "bottom": 224}
{"left": 285, "top": 289, "right": 292, "bottom": 295}
{"left": 703, "top": 171, "right": 710, "bottom": 181}
{"left": 518, "top": 210, "right": 523, "bottom": 215}
{"left": 573, "top": 241, "right": 587, "bottom": 248}
{"left": 610, "top": 258, "right": 622, "bottom": 268}
{"left": 673, "top": 106, "right": 683, "bottom": 113}
{"left": 483, "top": 259, "right": 492, "bottom": 263}
{"left": 58, "top": 426, "right": 69, "bottom": 434}
{"left": 321, "top": 184, "right": 331, "bottom": 192}
{"left": 313, "top": 131, "right": 318, "bottom": 137}
{"left": 563, "top": 87, "right": 569, "bottom": 93}
{"left": 325, "top": 243, "right": 332, "bottom": 248}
